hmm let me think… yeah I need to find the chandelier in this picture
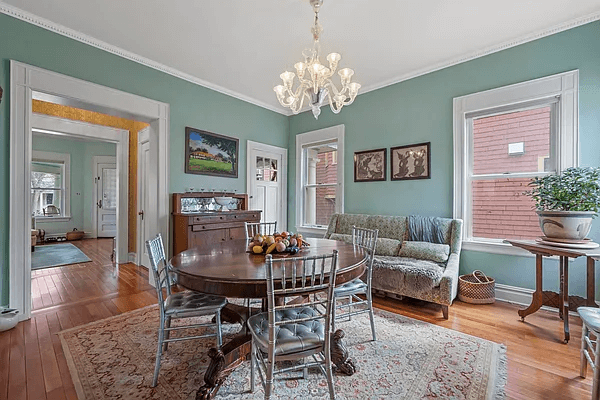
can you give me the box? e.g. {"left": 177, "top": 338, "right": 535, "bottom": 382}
{"left": 274, "top": 0, "right": 360, "bottom": 119}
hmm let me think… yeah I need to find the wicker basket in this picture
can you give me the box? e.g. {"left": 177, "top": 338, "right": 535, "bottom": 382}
{"left": 458, "top": 270, "right": 495, "bottom": 304}
{"left": 66, "top": 228, "right": 84, "bottom": 241}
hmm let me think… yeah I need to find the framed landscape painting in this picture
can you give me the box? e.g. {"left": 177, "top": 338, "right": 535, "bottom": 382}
{"left": 185, "top": 127, "right": 239, "bottom": 178}
{"left": 390, "top": 142, "right": 431, "bottom": 181}
{"left": 354, "top": 148, "right": 386, "bottom": 182}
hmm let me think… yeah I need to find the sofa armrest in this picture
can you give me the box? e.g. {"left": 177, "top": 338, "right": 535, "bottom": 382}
{"left": 439, "top": 253, "right": 460, "bottom": 304}
{"left": 323, "top": 214, "right": 340, "bottom": 239}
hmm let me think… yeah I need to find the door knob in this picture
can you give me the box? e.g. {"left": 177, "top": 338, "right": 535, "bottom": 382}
{"left": 138, "top": 210, "right": 144, "bottom": 220}
{"left": 97, "top": 200, "right": 102, "bottom": 208}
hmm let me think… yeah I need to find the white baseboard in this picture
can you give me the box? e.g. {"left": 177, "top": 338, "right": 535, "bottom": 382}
{"left": 494, "top": 283, "right": 534, "bottom": 306}
{"left": 494, "top": 283, "right": 597, "bottom": 316}
{"left": 128, "top": 252, "right": 137, "bottom": 264}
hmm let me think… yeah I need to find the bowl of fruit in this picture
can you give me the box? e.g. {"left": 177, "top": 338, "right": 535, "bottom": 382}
{"left": 248, "top": 231, "right": 309, "bottom": 256}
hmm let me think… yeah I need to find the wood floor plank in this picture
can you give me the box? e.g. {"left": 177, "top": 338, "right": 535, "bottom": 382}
{"left": 23, "top": 318, "right": 45, "bottom": 400}
{"left": 7, "top": 323, "right": 26, "bottom": 400}
{"left": 0, "top": 330, "right": 11, "bottom": 400}
{"left": 35, "top": 315, "right": 65, "bottom": 399}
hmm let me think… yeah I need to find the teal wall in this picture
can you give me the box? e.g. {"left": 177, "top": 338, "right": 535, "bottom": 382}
{"left": 288, "top": 21, "right": 600, "bottom": 297}
{"left": 32, "top": 135, "right": 116, "bottom": 235}
{"left": 0, "top": 13, "right": 289, "bottom": 305}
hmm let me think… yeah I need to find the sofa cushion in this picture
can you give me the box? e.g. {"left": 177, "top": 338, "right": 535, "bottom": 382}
{"left": 331, "top": 214, "right": 407, "bottom": 241}
{"left": 372, "top": 256, "right": 445, "bottom": 293}
{"left": 399, "top": 241, "right": 450, "bottom": 263}
{"left": 329, "top": 233, "right": 401, "bottom": 256}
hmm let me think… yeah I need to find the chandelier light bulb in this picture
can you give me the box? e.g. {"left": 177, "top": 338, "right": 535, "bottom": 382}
{"left": 274, "top": 0, "right": 360, "bottom": 119}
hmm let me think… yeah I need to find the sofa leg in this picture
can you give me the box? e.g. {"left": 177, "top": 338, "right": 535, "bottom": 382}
{"left": 441, "top": 305, "right": 449, "bottom": 320}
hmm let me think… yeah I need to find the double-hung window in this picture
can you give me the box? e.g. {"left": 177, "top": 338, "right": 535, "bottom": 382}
{"left": 453, "top": 71, "right": 578, "bottom": 254}
{"left": 31, "top": 150, "right": 71, "bottom": 221}
{"left": 295, "top": 125, "right": 344, "bottom": 235}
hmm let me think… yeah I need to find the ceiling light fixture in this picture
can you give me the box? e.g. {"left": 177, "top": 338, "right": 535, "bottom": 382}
{"left": 274, "top": 0, "right": 360, "bottom": 119}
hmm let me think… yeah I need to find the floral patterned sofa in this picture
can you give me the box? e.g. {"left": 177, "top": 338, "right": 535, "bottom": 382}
{"left": 324, "top": 213, "right": 463, "bottom": 319}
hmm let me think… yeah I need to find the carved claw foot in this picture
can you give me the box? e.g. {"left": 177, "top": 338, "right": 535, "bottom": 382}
{"left": 196, "top": 348, "right": 226, "bottom": 400}
{"left": 330, "top": 329, "right": 357, "bottom": 376}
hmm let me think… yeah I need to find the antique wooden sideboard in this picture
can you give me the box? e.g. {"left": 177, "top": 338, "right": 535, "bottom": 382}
{"left": 172, "top": 192, "right": 261, "bottom": 256}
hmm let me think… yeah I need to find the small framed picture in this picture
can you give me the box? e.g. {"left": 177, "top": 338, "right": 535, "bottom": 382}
{"left": 354, "top": 148, "right": 387, "bottom": 182}
{"left": 390, "top": 142, "right": 431, "bottom": 181}
{"left": 185, "top": 127, "right": 239, "bottom": 178}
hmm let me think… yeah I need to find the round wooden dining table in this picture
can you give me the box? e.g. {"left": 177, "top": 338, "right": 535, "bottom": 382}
{"left": 170, "top": 238, "right": 367, "bottom": 400}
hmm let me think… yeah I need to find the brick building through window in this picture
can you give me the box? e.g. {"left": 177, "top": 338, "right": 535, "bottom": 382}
{"left": 471, "top": 107, "right": 551, "bottom": 240}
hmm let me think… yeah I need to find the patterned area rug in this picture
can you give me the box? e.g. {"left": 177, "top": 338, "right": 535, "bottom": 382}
{"left": 31, "top": 243, "right": 91, "bottom": 270}
{"left": 58, "top": 305, "right": 506, "bottom": 399}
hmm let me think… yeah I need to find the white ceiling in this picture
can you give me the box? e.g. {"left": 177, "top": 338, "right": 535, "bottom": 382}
{"left": 3, "top": 0, "right": 600, "bottom": 114}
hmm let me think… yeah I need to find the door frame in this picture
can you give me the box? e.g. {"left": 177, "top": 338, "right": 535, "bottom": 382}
{"left": 246, "top": 140, "right": 288, "bottom": 232}
{"left": 136, "top": 127, "right": 151, "bottom": 267}
{"left": 9, "top": 61, "right": 170, "bottom": 320}
{"left": 92, "top": 156, "right": 118, "bottom": 239}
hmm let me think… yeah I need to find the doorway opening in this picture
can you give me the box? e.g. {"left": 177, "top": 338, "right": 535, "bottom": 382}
{"left": 246, "top": 140, "right": 288, "bottom": 232}
{"left": 10, "top": 61, "right": 170, "bottom": 320}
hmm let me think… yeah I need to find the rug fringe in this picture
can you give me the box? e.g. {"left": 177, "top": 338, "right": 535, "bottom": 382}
{"left": 491, "top": 344, "right": 508, "bottom": 400}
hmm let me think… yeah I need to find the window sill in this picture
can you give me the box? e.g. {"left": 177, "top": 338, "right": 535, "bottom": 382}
{"left": 34, "top": 216, "right": 72, "bottom": 223}
{"left": 462, "top": 239, "right": 536, "bottom": 257}
{"left": 296, "top": 226, "right": 327, "bottom": 237}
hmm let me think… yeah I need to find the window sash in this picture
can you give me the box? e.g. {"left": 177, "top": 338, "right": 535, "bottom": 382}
{"left": 466, "top": 101, "right": 559, "bottom": 178}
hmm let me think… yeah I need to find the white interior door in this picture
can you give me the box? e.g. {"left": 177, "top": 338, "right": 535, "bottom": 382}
{"left": 96, "top": 162, "right": 117, "bottom": 237}
{"left": 247, "top": 141, "right": 287, "bottom": 231}
{"left": 137, "top": 127, "right": 151, "bottom": 268}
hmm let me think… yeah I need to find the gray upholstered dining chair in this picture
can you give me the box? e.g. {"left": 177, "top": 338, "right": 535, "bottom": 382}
{"left": 332, "top": 226, "right": 378, "bottom": 341}
{"left": 146, "top": 234, "right": 227, "bottom": 387}
{"left": 244, "top": 221, "right": 278, "bottom": 312}
{"left": 247, "top": 251, "right": 339, "bottom": 400}
{"left": 578, "top": 306, "right": 600, "bottom": 399}
{"left": 245, "top": 221, "right": 278, "bottom": 239}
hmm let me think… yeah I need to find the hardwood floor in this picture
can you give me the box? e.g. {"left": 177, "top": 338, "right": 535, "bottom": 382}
{"left": 1, "top": 238, "right": 594, "bottom": 399}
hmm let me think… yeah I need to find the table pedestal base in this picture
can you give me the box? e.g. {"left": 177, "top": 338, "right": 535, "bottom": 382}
{"left": 196, "top": 304, "right": 356, "bottom": 400}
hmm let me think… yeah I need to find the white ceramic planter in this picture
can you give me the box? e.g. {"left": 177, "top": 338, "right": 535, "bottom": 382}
{"left": 0, "top": 308, "right": 19, "bottom": 332}
{"left": 537, "top": 210, "right": 596, "bottom": 240}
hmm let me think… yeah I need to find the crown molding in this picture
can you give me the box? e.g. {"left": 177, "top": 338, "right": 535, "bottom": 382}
{"left": 1, "top": 2, "right": 599, "bottom": 118}
{"left": 358, "top": 11, "right": 600, "bottom": 97}
{"left": 0, "top": 2, "right": 291, "bottom": 116}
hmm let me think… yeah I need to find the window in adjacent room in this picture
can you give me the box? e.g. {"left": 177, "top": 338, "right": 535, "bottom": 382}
{"left": 295, "top": 125, "right": 344, "bottom": 234}
{"left": 31, "top": 150, "right": 71, "bottom": 220}
{"left": 453, "top": 71, "right": 578, "bottom": 254}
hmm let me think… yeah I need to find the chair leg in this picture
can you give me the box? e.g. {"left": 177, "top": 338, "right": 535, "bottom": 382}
{"left": 367, "top": 290, "right": 377, "bottom": 341}
{"left": 331, "top": 297, "right": 337, "bottom": 334}
{"left": 348, "top": 296, "right": 353, "bottom": 321}
{"left": 163, "top": 316, "right": 171, "bottom": 352}
{"left": 441, "top": 305, "right": 449, "bottom": 320}
{"left": 324, "top": 351, "right": 335, "bottom": 399}
{"left": 593, "top": 330, "right": 600, "bottom": 400}
{"left": 303, "top": 362, "right": 308, "bottom": 380}
{"left": 250, "top": 340, "right": 256, "bottom": 393}
{"left": 216, "top": 310, "right": 223, "bottom": 348}
{"left": 581, "top": 324, "right": 589, "bottom": 378}
{"left": 152, "top": 316, "right": 166, "bottom": 387}
{"left": 265, "top": 344, "right": 276, "bottom": 399}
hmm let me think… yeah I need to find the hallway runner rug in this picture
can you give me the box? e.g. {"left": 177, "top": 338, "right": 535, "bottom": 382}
{"left": 58, "top": 305, "right": 507, "bottom": 399}
{"left": 31, "top": 243, "right": 92, "bottom": 270}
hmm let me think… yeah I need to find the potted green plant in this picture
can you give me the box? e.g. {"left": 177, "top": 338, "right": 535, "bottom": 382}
{"left": 525, "top": 167, "right": 600, "bottom": 240}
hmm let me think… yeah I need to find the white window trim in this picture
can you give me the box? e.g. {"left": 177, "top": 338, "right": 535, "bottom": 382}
{"left": 295, "top": 124, "right": 345, "bottom": 235}
{"left": 453, "top": 70, "right": 579, "bottom": 256}
{"left": 32, "top": 150, "right": 71, "bottom": 222}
